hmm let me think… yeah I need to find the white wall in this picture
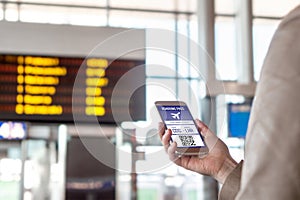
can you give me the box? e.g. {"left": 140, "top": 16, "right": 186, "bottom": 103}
{"left": 0, "top": 21, "right": 145, "bottom": 59}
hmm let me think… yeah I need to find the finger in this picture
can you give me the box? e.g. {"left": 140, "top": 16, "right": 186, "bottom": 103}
{"left": 195, "top": 119, "right": 211, "bottom": 138}
{"left": 168, "top": 142, "right": 180, "bottom": 162}
{"left": 158, "top": 122, "right": 165, "bottom": 140}
{"left": 195, "top": 119, "right": 208, "bottom": 137}
{"left": 162, "top": 129, "right": 172, "bottom": 151}
{"left": 168, "top": 142, "right": 184, "bottom": 166}
{"left": 195, "top": 119, "right": 219, "bottom": 150}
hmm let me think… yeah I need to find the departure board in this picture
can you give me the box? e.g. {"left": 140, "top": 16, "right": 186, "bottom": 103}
{"left": 0, "top": 54, "right": 145, "bottom": 123}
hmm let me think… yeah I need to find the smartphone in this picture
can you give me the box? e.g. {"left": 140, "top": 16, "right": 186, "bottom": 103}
{"left": 155, "top": 101, "right": 208, "bottom": 156}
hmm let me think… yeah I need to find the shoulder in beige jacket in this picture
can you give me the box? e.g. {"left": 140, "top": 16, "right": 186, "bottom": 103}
{"left": 219, "top": 5, "right": 300, "bottom": 200}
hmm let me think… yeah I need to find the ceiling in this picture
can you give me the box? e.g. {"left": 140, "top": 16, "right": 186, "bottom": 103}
{"left": 2, "top": 0, "right": 299, "bottom": 17}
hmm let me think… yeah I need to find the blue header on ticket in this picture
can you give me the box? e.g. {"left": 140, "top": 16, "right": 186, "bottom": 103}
{"left": 156, "top": 105, "right": 193, "bottom": 121}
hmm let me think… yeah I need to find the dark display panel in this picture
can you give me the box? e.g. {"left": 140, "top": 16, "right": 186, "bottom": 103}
{"left": 66, "top": 137, "right": 115, "bottom": 200}
{"left": 0, "top": 54, "right": 145, "bottom": 123}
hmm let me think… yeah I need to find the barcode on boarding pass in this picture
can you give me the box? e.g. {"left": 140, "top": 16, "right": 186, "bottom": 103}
{"left": 178, "top": 135, "right": 196, "bottom": 146}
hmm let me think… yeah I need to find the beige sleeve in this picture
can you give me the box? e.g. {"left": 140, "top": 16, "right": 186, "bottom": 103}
{"left": 235, "top": 5, "right": 300, "bottom": 200}
{"left": 219, "top": 5, "right": 300, "bottom": 200}
{"left": 218, "top": 161, "right": 243, "bottom": 200}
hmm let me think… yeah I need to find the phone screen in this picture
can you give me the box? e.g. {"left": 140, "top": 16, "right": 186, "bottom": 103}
{"left": 156, "top": 104, "right": 205, "bottom": 148}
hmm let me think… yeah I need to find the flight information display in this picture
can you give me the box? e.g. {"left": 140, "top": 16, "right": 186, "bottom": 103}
{"left": 0, "top": 54, "right": 145, "bottom": 123}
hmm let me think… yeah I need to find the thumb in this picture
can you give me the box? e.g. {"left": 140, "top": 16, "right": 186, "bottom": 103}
{"left": 195, "top": 119, "right": 219, "bottom": 149}
{"left": 194, "top": 119, "right": 211, "bottom": 138}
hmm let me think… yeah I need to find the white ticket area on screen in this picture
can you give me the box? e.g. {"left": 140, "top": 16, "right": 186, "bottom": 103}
{"left": 167, "top": 124, "right": 198, "bottom": 135}
{"left": 171, "top": 134, "right": 205, "bottom": 147}
{"left": 165, "top": 120, "right": 194, "bottom": 125}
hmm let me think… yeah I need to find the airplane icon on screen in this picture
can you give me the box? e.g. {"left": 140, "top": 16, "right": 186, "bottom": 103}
{"left": 171, "top": 112, "right": 180, "bottom": 119}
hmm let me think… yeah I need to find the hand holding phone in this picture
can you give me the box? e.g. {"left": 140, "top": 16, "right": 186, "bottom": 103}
{"left": 155, "top": 101, "right": 208, "bottom": 156}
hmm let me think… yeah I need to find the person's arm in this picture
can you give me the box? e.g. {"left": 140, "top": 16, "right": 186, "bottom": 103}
{"left": 219, "top": 161, "right": 243, "bottom": 200}
{"left": 235, "top": 5, "right": 300, "bottom": 199}
{"left": 158, "top": 119, "right": 239, "bottom": 184}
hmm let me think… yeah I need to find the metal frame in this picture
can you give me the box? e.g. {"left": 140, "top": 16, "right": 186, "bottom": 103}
{"left": 197, "top": 0, "right": 256, "bottom": 199}
{"left": 0, "top": 0, "right": 195, "bottom": 16}
{"left": 199, "top": 0, "right": 256, "bottom": 98}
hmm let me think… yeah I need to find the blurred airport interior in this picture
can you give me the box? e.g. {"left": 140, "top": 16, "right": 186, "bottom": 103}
{"left": 0, "top": 0, "right": 299, "bottom": 199}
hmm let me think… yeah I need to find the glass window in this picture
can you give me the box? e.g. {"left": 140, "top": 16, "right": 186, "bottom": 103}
{"left": 215, "top": 0, "right": 235, "bottom": 15}
{"left": 178, "top": 78, "right": 192, "bottom": 103}
{"left": 146, "top": 26, "right": 177, "bottom": 77}
{"left": 176, "top": 14, "right": 200, "bottom": 79}
{"left": 253, "top": 19, "right": 280, "bottom": 81}
{"left": 146, "top": 50, "right": 176, "bottom": 78}
{"left": 0, "top": 145, "right": 22, "bottom": 200}
{"left": 4, "top": 3, "right": 19, "bottom": 21}
{"left": 190, "top": 79, "right": 202, "bottom": 113}
{"left": 189, "top": 15, "right": 199, "bottom": 43}
{"left": 177, "top": 16, "right": 190, "bottom": 78}
{"left": 146, "top": 78, "right": 176, "bottom": 118}
{"left": 215, "top": 17, "right": 237, "bottom": 80}
{"left": 177, "top": 15, "right": 190, "bottom": 36}
{"left": 253, "top": 0, "right": 300, "bottom": 17}
{"left": 108, "top": 10, "right": 175, "bottom": 29}
{"left": 110, "top": 0, "right": 197, "bottom": 12}
{"left": 178, "top": 79, "right": 201, "bottom": 114}
{"left": 176, "top": 0, "right": 197, "bottom": 13}
{"left": 20, "top": 5, "right": 67, "bottom": 24}
{"left": 110, "top": 0, "right": 176, "bottom": 11}
{"left": 177, "top": 56, "right": 189, "bottom": 78}
{"left": 19, "top": 5, "right": 107, "bottom": 26}
{"left": 0, "top": 4, "right": 3, "bottom": 21}
{"left": 7, "top": 0, "right": 106, "bottom": 7}
{"left": 188, "top": 15, "right": 201, "bottom": 80}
